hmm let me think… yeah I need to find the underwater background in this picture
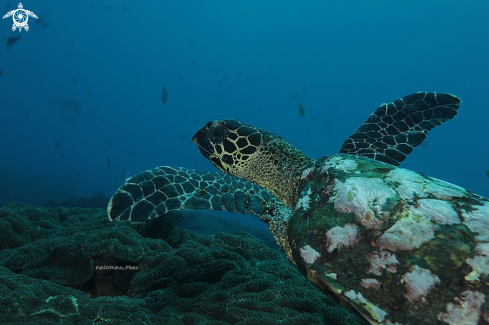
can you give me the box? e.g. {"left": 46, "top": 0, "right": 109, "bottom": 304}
{"left": 1, "top": 0, "right": 488, "bottom": 209}
{"left": 0, "top": 1, "right": 488, "bottom": 324}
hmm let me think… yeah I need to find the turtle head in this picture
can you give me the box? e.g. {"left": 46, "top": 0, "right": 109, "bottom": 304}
{"left": 192, "top": 119, "right": 312, "bottom": 207}
{"left": 192, "top": 119, "right": 264, "bottom": 174}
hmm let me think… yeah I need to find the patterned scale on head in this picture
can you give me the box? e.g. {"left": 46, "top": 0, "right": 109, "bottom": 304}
{"left": 108, "top": 92, "right": 489, "bottom": 325}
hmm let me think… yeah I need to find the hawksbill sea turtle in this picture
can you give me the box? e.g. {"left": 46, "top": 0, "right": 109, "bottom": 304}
{"left": 108, "top": 92, "right": 489, "bottom": 325}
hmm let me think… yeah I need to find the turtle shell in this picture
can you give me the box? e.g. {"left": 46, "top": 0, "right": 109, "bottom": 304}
{"left": 288, "top": 154, "right": 489, "bottom": 325}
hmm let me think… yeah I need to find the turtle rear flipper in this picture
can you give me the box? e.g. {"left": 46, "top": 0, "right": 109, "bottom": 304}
{"left": 108, "top": 166, "right": 290, "bottom": 224}
{"left": 339, "top": 92, "right": 461, "bottom": 166}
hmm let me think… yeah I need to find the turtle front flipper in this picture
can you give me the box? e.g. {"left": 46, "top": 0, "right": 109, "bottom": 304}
{"left": 339, "top": 92, "right": 461, "bottom": 166}
{"left": 108, "top": 166, "right": 291, "bottom": 224}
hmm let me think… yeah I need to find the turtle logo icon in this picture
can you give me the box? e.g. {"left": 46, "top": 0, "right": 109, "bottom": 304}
{"left": 3, "top": 3, "right": 38, "bottom": 32}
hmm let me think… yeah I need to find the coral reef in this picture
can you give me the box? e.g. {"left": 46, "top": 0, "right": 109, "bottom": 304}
{"left": 0, "top": 203, "right": 368, "bottom": 324}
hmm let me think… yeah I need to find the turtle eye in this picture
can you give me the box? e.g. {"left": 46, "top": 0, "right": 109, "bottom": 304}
{"left": 211, "top": 128, "right": 222, "bottom": 138}
{"left": 209, "top": 126, "right": 226, "bottom": 143}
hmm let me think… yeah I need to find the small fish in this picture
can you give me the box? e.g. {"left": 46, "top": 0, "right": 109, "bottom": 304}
{"left": 5, "top": 3, "right": 10, "bottom": 11}
{"left": 0, "top": 67, "right": 2, "bottom": 76}
{"left": 6, "top": 35, "right": 20, "bottom": 47}
{"left": 107, "top": 157, "right": 112, "bottom": 172}
{"left": 486, "top": 171, "right": 489, "bottom": 177}
{"left": 54, "top": 141, "right": 62, "bottom": 148}
{"left": 299, "top": 100, "right": 305, "bottom": 117}
{"left": 161, "top": 85, "right": 168, "bottom": 104}
{"left": 121, "top": 168, "right": 126, "bottom": 181}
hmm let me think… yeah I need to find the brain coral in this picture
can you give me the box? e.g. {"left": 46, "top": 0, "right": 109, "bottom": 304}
{"left": 0, "top": 203, "right": 367, "bottom": 324}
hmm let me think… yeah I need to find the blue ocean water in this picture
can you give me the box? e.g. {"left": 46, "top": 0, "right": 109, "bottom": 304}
{"left": 0, "top": 0, "right": 488, "bottom": 209}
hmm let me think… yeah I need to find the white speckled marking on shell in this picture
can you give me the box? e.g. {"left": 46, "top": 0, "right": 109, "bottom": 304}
{"left": 332, "top": 177, "right": 396, "bottom": 228}
{"left": 438, "top": 291, "right": 485, "bottom": 325}
{"left": 385, "top": 168, "right": 466, "bottom": 201}
{"left": 325, "top": 273, "right": 337, "bottom": 280}
{"left": 361, "top": 278, "right": 381, "bottom": 290}
{"left": 376, "top": 217, "right": 436, "bottom": 251}
{"left": 412, "top": 199, "right": 460, "bottom": 224}
{"left": 301, "top": 167, "right": 315, "bottom": 180}
{"left": 465, "top": 242, "right": 489, "bottom": 283}
{"left": 368, "top": 250, "right": 398, "bottom": 276}
{"left": 401, "top": 265, "right": 440, "bottom": 303}
{"left": 344, "top": 290, "right": 387, "bottom": 322}
{"left": 295, "top": 188, "right": 312, "bottom": 210}
{"left": 385, "top": 168, "right": 429, "bottom": 200}
{"left": 325, "top": 223, "right": 359, "bottom": 253}
{"left": 426, "top": 177, "right": 467, "bottom": 200}
{"left": 461, "top": 204, "right": 489, "bottom": 241}
{"left": 300, "top": 245, "right": 321, "bottom": 264}
{"left": 320, "top": 156, "right": 358, "bottom": 174}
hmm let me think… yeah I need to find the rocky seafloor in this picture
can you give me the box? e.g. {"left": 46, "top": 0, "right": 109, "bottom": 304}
{"left": 0, "top": 203, "right": 368, "bottom": 324}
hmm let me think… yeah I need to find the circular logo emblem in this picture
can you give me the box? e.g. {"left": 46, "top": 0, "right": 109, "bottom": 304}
{"left": 13, "top": 9, "right": 28, "bottom": 28}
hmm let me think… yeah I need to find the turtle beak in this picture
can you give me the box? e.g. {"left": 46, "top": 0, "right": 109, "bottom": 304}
{"left": 191, "top": 122, "right": 214, "bottom": 160}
